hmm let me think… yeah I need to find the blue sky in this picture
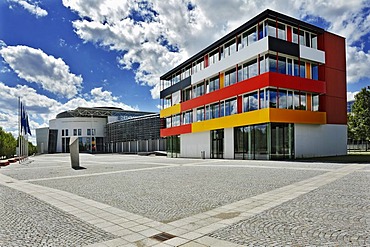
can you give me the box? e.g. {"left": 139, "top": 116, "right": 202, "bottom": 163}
{"left": 0, "top": 0, "right": 369, "bottom": 143}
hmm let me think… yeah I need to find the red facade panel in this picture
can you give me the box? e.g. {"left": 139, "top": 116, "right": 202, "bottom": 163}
{"left": 160, "top": 124, "right": 192, "bottom": 137}
{"left": 181, "top": 72, "right": 326, "bottom": 112}
{"left": 287, "top": 26, "right": 292, "bottom": 42}
{"left": 318, "top": 32, "right": 347, "bottom": 125}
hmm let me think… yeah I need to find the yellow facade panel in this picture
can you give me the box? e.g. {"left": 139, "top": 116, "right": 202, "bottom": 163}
{"left": 220, "top": 73, "right": 224, "bottom": 89}
{"left": 192, "top": 109, "right": 270, "bottom": 133}
{"left": 160, "top": 104, "right": 181, "bottom": 118}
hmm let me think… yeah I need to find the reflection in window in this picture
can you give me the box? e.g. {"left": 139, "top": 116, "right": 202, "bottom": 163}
{"left": 278, "top": 90, "right": 287, "bottom": 109}
{"left": 278, "top": 56, "right": 286, "bottom": 74}
{"left": 277, "top": 23, "right": 286, "bottom": 40}
{"left": 166, "top": 117, "right": 172, "bottom": 128}
{"left": 182, "top": 87, "right": 191, "bottom": 102}
{"left": 287, "top": 58, "right": 293, "bottom": 76}
{"left": 224, "top": 39, "right": 236, "bottom": 58}
{"left": 266, "top": 20, "right": 276, "bottom": 38}
{"left": 237, "top": 65, "right": 243, "bottom": 82}
{"left": 287, "top": 91, "right": 293, "bottom": 109}
{"left": 182, "top": 111, "right": 193, "bottom": 124}
{"left": 311, "top": 34, "right": 317, "bottom": 49}
{"left": 210, "top": 103, "right": 220, "bottom": 119}
{"left": 312, "top": 94, "right": 319, "bottom": 111}
{"left": 225, "top": 68, "right": 237, "bottom": 87}
{"left": 293, "top": 92, "right": 300, "bottom": 109}
{"left": 225, "top": 98, "right": 237, "bottom": 116}
{"left": 300, "top": 61, "right": 306, "bottom": 78}
{"left": 260, "top": 90, "right": 266, "bottom": 109}
{"left": 207, "top": 76, "right": 219, "bottom": 93}
{"left": 294, "top": 60, "right": 299, "bottom": 77}
{"left": 173, "top": 114, "right": 180, "bottom": 126}
{"left": 193, "top": 82, "right": 205, "bottom": 98}
{"left": 209, "top": 49, "right": 219, "bottom": 65}
{"left": 268, "top": 89, "right": 277, "bottom": 108}
{"left": 312, "top": 63, "right": 319, "bottom": 80}
{"left": 299, "top": 93, "right": 306, "bottom": 110}
{"left": 269, "top": 54, "right": 277, "bottom": 73}
{"left": 196, "top": 107, "right": 204, "bottom": 122}
{"left": 242, "top": 26, "right": 257, "bottom": 47}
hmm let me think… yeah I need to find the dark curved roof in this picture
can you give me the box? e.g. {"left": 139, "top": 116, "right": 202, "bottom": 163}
{"left": 56, "top": 107, "right": 155, "bottom": 119}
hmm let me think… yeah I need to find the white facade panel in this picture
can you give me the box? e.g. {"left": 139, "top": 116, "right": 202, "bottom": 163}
{"left": 181, "top": 131, "right": 210, "bottom": 158}
{"left": 224, "top": 128, "right": 234, "bottom": 159}
{"left": 191, "top": 37, "right": 269, "bottom": 84}
{"left": 295, "top": 124, "right": 347, "bottom": 158}
{"left": 300, "top": 45, "right": 325, "bottom": 64}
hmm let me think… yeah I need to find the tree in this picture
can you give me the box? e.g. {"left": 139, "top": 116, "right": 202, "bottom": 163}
{"left": 0, "top": 127, "right": 17, "bottom": 158}
{"left": 348, "top": 86, "right": 370, "bottom": 141}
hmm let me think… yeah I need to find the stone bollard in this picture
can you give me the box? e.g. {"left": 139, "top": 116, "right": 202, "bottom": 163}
{"left": 69, "top": 136, "right": 80, "bottom": 169}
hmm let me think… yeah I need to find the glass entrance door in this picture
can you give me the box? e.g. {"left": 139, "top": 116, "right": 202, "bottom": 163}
{"left": 211, "top": 129, "right": 224, "bottom": 159}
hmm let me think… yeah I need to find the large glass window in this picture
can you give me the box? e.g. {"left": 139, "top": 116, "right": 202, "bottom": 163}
{"left": 167, "top": 135, "right": 180, "bottom": 158}
{"left": 182, "top": 87, "right": 191, "bottom": 101}
{"left": 182, "top": 111, "right": 193, "bottom": 124}
{"left": 260, "top": 90, "right": 266, "bottom": 109}
{"left": 278, "top": 56, "right": 286, "bottom": 74}
{"left": 225, "top": 98, "right": 237, "bottom": 116}
{"left": 293, "top": 92, "right": 300, "bottom": 109}
{"left": 193, "top": 82, "right": 205, "bottom": 98}
{"left": 287, "top": 91, "right": 294, "bottom": 109}
{"left": 268, "top": 89, "right": 278, "bottom": 108}
{"left": 73, "top": 129, "right": 77, "bottom": 136}
{"left": 294, "top": 60, "right": 299, "bottom": 77}
{"left": 173, "top": 114, "right": 180, "bottom": 126}
{"left": 248, "top": 92, "right": 259, "bottom": 111}
{"left": 312, "top": 63, "right": 319, "bottom": 80}
{"left": 269, "top": 54, "right": 277, "bottom": 73}
{"left": 254, "top": 124, "right": 268, "bottom": 159}
{"left": 209, "top": 49, "right": 219, "bottom": 65}
{"left": 278, "top": 90, "right": 287, "bottom": 109}
{"left": 210, "top": 103, "right": 220, "bottom": 119}
{"left": 166, "top": 117, "right": 172, "bottom": 128}
{"left": 242, "top": 26, "right": 257, "bottom": 47}
{"left": 298, "top": 93, "right": 306, "bottom": 110}
{"left": 287, "top": 58, "right": 293, "bottom": 76}
{"left": 196, "top": 107, "right": 204, "bottom": 122}
{"left": 164, "top": 97, "right": 171, "bottom": 108}
{"left": 312, "top": 94, "right": 319, "bottom": 111}
{"left": 237, "top": 65, "right": 243, "bottom": 82}
{"left": 311, "top": 34, "right": 317, "bottom": 49}
{"left": 300, "top": 61, "right": 306, "bottom": 78}
{"left": 277, "top": 23, "right": 286, "bottom": 40}
{"left": 245, "top": 59, "right": 258, "bottom": 79}
{"left": 78, "top": 129, "right": 82, "bottom": 136}
{"left": 260, "top": 56, "right": 267, "bottom": 74}
{"left": 207, "top": 76, "right": 219, "bottom": 93}
{"left": 225, "top": 68, "right": 236, "bottom": 87}
{"left": 224, "top": 39, "right": 236, "bottom": 58}
{"left": 266, "top": 20, "right": 276, "bottom": 38}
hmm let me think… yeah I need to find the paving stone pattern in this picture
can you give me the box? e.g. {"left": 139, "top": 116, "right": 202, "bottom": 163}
{"left": 209, "top": 172, "right": 370, "bottom": 246}
{"left": 0, "top": 185, "right": 116, "bottom": 247}
{"left": 32, "top": 166, "right": 324, "bottom": 222}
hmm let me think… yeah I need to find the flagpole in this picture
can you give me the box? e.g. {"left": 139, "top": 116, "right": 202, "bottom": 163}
{"left": 18, "top": 97, "right": 21, "bottom": 164}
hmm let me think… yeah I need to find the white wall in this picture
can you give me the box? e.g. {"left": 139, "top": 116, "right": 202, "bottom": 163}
{"left": 224, "top": 127, "right": 234, "bottom": 159}
{"left": 295, "top": 124, "right": 347, "bottom": 158}
{"left": 49, "top": 117, "right": 107, "bottom": 152}
{"left": 300, "top": 45, "right": 325, "bottom": 64}
{"left": 181, "top": 131, "right": 211, "bottom": 158}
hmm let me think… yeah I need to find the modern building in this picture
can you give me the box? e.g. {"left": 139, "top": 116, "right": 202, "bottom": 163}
{"left": 36, "top": 107, "right": 165, "bottom": 154}
{"left": 159, "top": 9, "right": 347, "bottom": 159}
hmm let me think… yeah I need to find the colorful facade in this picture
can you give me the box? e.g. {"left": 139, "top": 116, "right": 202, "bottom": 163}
{"left": 159, "top": 9, "right": 347, "bottom": 159}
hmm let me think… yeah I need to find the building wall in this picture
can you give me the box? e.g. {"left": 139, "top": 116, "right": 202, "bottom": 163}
{"left": 295, "top": 124, "right": 347, "bottom": 158}
{"left": 224, "top": 128, "right": 234, "bottom": 159}
{"left": 181, "top": 132, "right": 211, "bottom": 158}
{"left": 49, "top": 117, "right": 106, "bottom": 152}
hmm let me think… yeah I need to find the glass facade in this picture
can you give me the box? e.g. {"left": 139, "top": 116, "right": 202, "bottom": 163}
{"left": 234, "top": 123, "right": 294, "bottom": 160}
{"left": 167, "top": 135, "right": 180, "bottom": 158}
{"left": 211, "top": 129, "right": 224, "bottom": 159}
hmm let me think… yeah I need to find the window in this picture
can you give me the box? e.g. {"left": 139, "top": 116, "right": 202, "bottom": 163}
{"left": 259, "top": 56, "right": 267, "bottom": 74}
{"left": 278, "top": 90, "right": 287, "bottom": 109}
{"left": 225, "top": 98, "right": 237, "bottom": 116}
{"left": 242, "top": 26, "right": 257, "bottom": 47}
{"left": 210, "top": 103, "right": 220, "bottom": 119}
{"left": 277, "top": 23, "right": 286, "bottom": 40}
{"left": 294, "top": 59, "right": 299, "bottom": 77}
{"left": 312, "top": 63, "right": 319, "bottom": 80}
{"left": 266, "top": 20, "right": 276, "bottom": 38}
{"left": 300, "top": 61, "right": 306, "bottom": 78}
{"left": 193, "top": 82, "right": 205, "bottom": 98}
{"left": 173, "top": 114, "right": 180, "bottom": 126}
{"left": 62, "top": 129, "right": 65, "bottom": 136}
{"left": 237, "top": 65, "right": 243, "bottom": 82}
{"left": 73, "top": 129, "right": 77, "bottom": 136}
{"left": 182, "top": 111, "right": 193, "bottom": 124}
{"left": 260, "top": 90, "right": 266, "bottom": 109}
{"left": 87, "top": 129, "right": 91, "bottom": 136}
{"left": 65, "top": 129, "right": 69, "bottom": 136}
{"left": 268, "top": 54, "right": 277, "bottom": 73}
{"left": 183, "top": 66, "right": 191, "bottom": 78}
{"left": 224, "top": 39, "right": 236, "bottom": 58}
{"left": 245, "top": 92, "right": 259, "bottom": 111}
{"left": 258, "top": 22, "right": 264, "bottom": 40}
{"left": 311, "top": 34, "right": 317, "bottom": 49}
{"left": 278, "top": 56, "right": 286, "bottom": 74}
{"left": 312, "top": 94, "right": 319, "bottom": 111}
{"left": 78, "top": 129, "right": 82, "bottom": 136}
{"left": 196, "top": 107, "right": 205, "bottom": 122}
{"left": 92, "top": 129, "right": 95, "bottom": 136}
{"left": 209, "top": 49, "right": 219, "bottom": 65}
{"left": 298, "top": 93, "right": 306, "bottom": 110}
{"left": 293, "top": 92, "right": 300, "bottom": 109}
{"left": 268, "top": 89, "right": 278, "bottom": 108}
{"left": 182, "top": 87, "right": 191, "bottom": 101}
{"left": 287, "top": 58, "right": 293, "bottom": 76}
{"left": 244, "top": 59, "right": 258, "bottom": 79}
{"left": 293, "top": 28, "right": 299, "bottom": 44}
{"left": 166, "top": 117, "right": 172, "bottom": 128}
{"left": 205, "top": 105, "right": 211, "bottom": 120}
{"left": 193, "top": 59, "right": 204, "bottom": 73}
{"left": 224, "top": 68, "right": 236, "bottom": 87}
{"left": 164, "top": 97, "right": 171, "bottom": 108}
{"left": 208, "top": 76, "right": 219, "bottom": 92}
{"left": 287, "top": 91, "right": 294, "bottom": 109}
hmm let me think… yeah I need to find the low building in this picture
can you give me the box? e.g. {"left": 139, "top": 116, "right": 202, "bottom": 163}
{"left": 36, "top": 107, "right": 165, "bottom": 154}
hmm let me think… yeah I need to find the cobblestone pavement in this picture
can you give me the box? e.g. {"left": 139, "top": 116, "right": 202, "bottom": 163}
{"left": 0, "top": 184, "right": 116, "bottom": 246}
{"left": 31, "top": 166, "right": 324, "bottom": 222}
{"left": 209, "top": 171, "right": 370, "bottom": 246}
{"left": 0, "top": 154, "right": 368, "bottom": 247}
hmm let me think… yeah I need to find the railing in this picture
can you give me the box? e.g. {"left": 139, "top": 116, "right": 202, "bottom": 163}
{"left": 347, "top": 139, "right": 369, "bottom": 152}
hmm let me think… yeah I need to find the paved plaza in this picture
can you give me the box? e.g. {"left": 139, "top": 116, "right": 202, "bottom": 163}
{"left": 0, "top": 154, "right": 369, "bottom": 246}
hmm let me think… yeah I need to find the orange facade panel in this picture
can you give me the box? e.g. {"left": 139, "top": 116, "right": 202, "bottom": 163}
{"left": 269, "top": 108, "right": 326, "bottom": 124}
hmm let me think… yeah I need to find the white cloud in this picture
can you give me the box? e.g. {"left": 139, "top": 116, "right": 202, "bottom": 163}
{"left": 347, "top": 91, "right": 359, "bottom": 102}
{"left": 8, "top": 0, "right": 48, "bottom": 18}
{"left": 62, "top": 0, "right": 370, "bottom": 99}
{"left": 346, "top": 46, "right": 370, "bottom": 83}
{"left": 0, "top": 45, "right": 83, "bottom": 99}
